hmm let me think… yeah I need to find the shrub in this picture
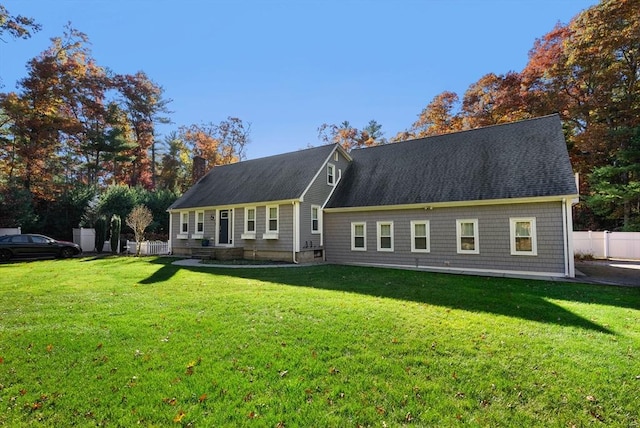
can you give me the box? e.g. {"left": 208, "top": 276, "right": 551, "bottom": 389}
{"left": 94, "top": 216, "right": 107, "bottom": 253}
{"left": 110, "top": 214, "right": 121, "bottom": 254}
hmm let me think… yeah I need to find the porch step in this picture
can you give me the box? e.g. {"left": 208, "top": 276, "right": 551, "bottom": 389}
{"left": 189, "top": 247, "right": 243, "bottom": 261}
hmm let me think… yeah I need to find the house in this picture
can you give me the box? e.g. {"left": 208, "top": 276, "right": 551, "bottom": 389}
{"left": 168, "top": 114, "right": 579, "bottom": 278}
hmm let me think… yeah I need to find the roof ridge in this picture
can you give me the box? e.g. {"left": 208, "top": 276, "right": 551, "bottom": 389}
{"left": 239, "top": 143, "right": 337, "bottom": 164}
{"left": 352, "top": 114, "right": 560, "bottom": 152}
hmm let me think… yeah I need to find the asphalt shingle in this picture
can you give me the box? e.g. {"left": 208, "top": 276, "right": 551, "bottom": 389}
{"left": 326, "top": 114, "right": 577, "bottom": 208}
{"left": 168, "top": 144, "right": 338, "bottom": 210}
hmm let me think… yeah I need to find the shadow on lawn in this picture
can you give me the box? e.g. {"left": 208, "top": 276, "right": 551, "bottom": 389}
{"left": 144, "top": 259, "right": 640, "bottom": 334}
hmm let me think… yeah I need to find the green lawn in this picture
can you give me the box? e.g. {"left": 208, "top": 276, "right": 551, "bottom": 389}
{"left": 1, "top": 257, "right": 638, "bottom": 427}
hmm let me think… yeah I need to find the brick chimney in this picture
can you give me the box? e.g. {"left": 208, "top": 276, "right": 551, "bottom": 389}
{"left": 192, "top": 156, "right": 207, "bottom": 184}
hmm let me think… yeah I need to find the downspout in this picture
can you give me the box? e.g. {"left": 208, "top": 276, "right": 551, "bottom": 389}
{"left": 292, "top": 201, "right": 298, "bottom": 264}
{"left": 565, "top": 198, "right": 575, "bottom": 277}
{"left": 561, "top": 199, "right": 569, "bottom": 277}
{"left": 168, "top": 211, "right": 173, "bottom": 255}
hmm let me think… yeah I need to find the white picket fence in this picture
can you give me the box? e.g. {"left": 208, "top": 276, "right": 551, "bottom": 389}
{"left": 0, "top": 227, "right": 21, "bottom": 236}
{"left": 574, "top": 231, "right": 640, "bottom": 260}
{"left": 126, "top": 240, "right": 170, "bottom": 256}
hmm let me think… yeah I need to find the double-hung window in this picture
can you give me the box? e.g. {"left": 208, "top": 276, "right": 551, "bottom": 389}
{"left": 178, "top": 212, "right": 189, "bottom": 239}
{"left": 242, "top": 207, "right": 256, "bottom": 239}
{"left": 311, "top": 205, "right": 320, "bottom": 234}
{"left": 327, "top": 163, "right": 336, "bottom": 185}
{"left": 377, "top": 221, "right": 394, "bottom": 252}
{"left": 411, "top": 220, "right": 430, "bottom": 252}
{"left": 263, "top": 205, "right": 279, "bottom": 239}
{"left": 351, "top": 222, "right": 366, "bottom": 251}
{"left": 510, "top": 218, "right": 537, "bottom": 256}
{"left": 193, "top": 210, "right": 204, "bottom": 238}
{"left": 456, "top": 219, "right": 479, "bottom": 254}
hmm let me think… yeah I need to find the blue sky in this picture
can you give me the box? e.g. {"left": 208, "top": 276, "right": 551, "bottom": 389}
{"left": 1, "top": 0, "right": 597, "bottom": 159}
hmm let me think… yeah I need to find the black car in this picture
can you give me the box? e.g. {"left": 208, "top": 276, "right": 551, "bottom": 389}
{"left": 0, "top": 234, "right": 82, "bottom": 261}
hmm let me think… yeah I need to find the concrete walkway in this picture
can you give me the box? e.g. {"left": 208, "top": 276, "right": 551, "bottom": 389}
{"left": 172, "top": 258, "right": 309, "bottom": 269}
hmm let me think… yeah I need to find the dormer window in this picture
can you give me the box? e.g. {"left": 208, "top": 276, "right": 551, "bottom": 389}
{"left": 327, "top": 163, "right": 336, "bottom": 185}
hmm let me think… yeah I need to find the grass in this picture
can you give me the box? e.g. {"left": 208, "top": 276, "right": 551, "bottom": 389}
{"left": 0, "top": 257, "right": 639, "bottom": 427}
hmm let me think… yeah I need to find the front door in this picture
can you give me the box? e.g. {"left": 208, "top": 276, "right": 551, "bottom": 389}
{"left": 218, "top": 210, "right": 231, "bottom": 245}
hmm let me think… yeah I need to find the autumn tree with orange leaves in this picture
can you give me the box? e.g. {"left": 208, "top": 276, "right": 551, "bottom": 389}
{"left": 177, "top": 117, "right": 251, "bottom": 174}
{"left": 318, "top": 120, "right": 386, "bottom": 151}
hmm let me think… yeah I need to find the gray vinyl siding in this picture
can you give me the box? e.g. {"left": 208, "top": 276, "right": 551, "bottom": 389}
{"left": 170, "top": 209, "right": 217, "bottom": 251}
{"left": 171, "top": 204, "right": 293, "bottom": 252}
{"left": 323, "top": 202, "right": 567, "bottom": 275}
{"left": 237, "top": 204, "right": 294, "bottom": 252}
{"left": 299, "top": 149, "right": 351, "bottom": 250}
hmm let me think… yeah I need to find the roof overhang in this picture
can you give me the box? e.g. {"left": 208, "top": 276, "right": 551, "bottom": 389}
{"left": 323, "top": 194, "right": 580, "bottom": 213}
{"left": 167, "top": 198, "right": 302, "bottom": 213}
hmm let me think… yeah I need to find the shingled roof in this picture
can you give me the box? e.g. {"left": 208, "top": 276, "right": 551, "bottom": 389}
{"left": 168, "top": 143, "right": 338, "bottom": 210}
{"left": 326, "top": 114, "right": 577, "bottom": 209}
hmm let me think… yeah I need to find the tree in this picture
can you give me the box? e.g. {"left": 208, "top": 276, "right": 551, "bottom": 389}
{"left": 110, "top": 214, "right": 121, "bottom": 254}
{"left": 396, "top": 91, "right": 463, "bottom": 141}
{"left": 0, "top": 5, "right": 41, "bottom": 41}
{"left": 178, "top": 117, "right": 251, "bottom": 173}
{"left": 520, "top": 0, "right": 640, "bottom": 230}
{"left": 96, "top": 185, "right": 139, "bottom": 227}
{"left": 94, "top": 216, "right": 107, "bottom": 253}
{"left": 157, "top": 132, "right": 191, "bottom": 193}
{"left": 317, "top": 119, "right": 386, "bottom": 151}
{"left": 126, "top": 205, "right": 153, "bottom": 256}
{"left": 587, "top": 126, "right": 640, "bottom": 230}
{"left": 461, "top": 72, "right": 530, "bottom": 128}
{"left": 114, "top": 72, "right": 171, "bottom": 188}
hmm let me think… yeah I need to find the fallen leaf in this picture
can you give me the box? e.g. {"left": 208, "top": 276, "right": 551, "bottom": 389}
{"left": 199, "top": 393, "right": 207, "bottom": 403}
{"left": 248, "top": 411, "right": 257, "bottom": 419}
{"left": 162, "top": 397, "right": 177, "bottom": 406}
{"left": 46, "top": 344, "right": 53, "bottom": 353}
{"left": 173, "top": 410, "right": 186, "bottom": 423}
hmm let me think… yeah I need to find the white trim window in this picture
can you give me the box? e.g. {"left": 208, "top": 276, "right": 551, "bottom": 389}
{"left": 177, "top": 212, "right": 189, "bottom": 239}
{"left": 311, "top": 205, "right": 321, "bottom": 234}
{"left": 327, "top": 163, "right": 336, "bottom": 185}
{"left": 191, "top": 210, "right": 205, "bottom": 239}
{"left": 456, "top": 219, "right": 479, "bottom": 254}
{"left": 351, "top": 222, "right": 366, "bottom": 251}
{"left": 263, "top": 205, "right": 279, "bottom": 239}
{"left": 510, "top": 217, "right": 538, "bottom": 256}
{"left": 242, "top": 207, "right": 256, "bottom": 239}
{"left": 411, "top": 220, "right": 430, "bottom": 253}
{"left": 377, "top": 221, "right": 394, "bottom": 252}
